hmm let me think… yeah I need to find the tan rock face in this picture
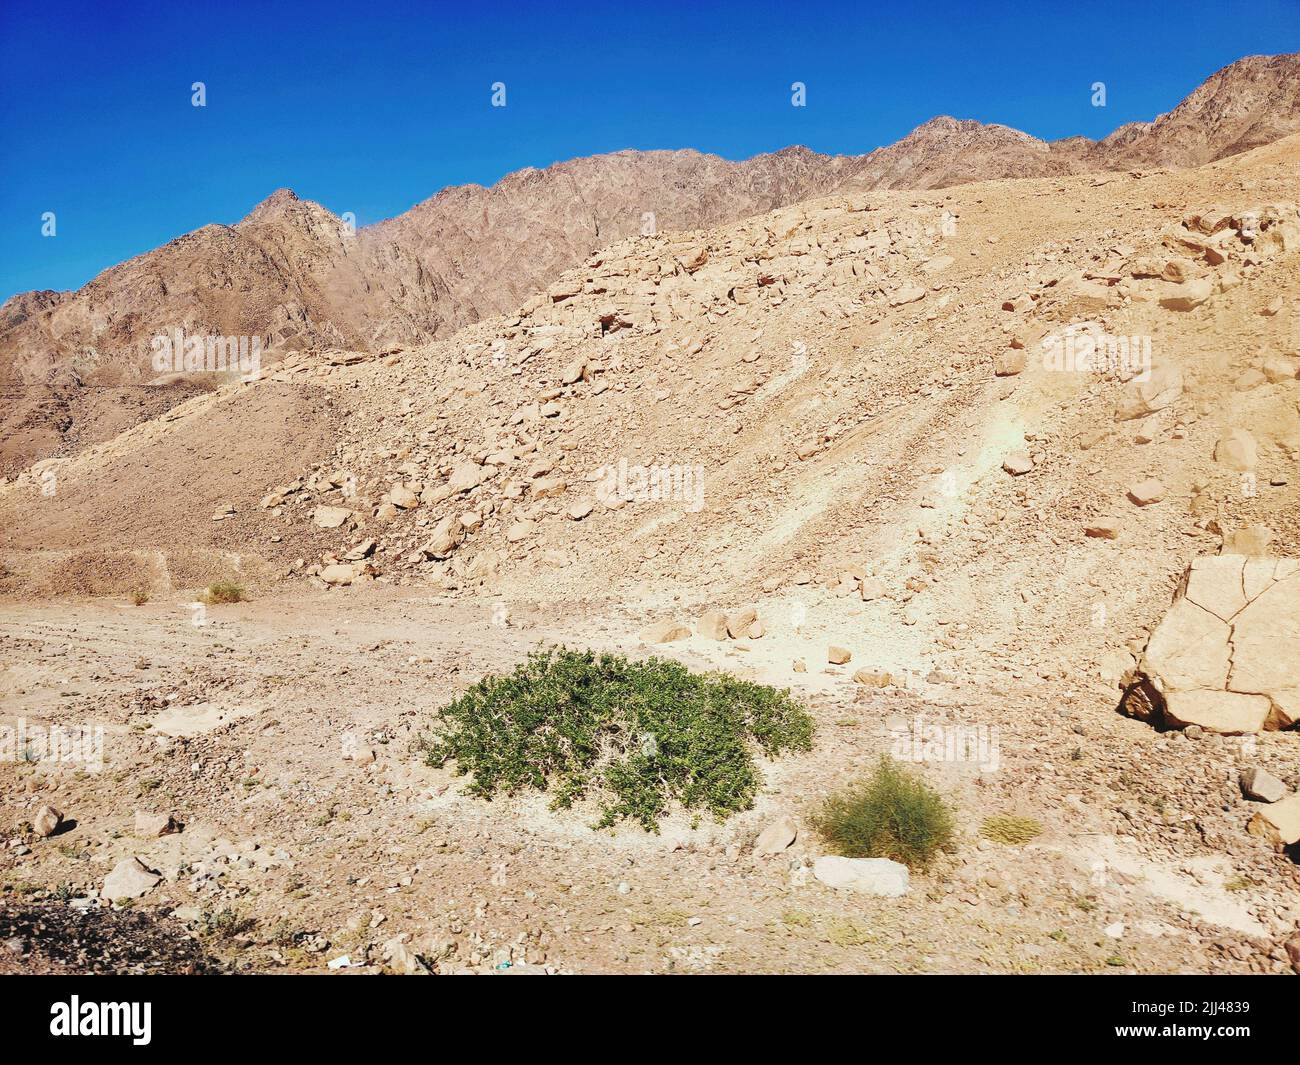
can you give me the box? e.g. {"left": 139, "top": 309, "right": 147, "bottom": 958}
{"left": 1128, "top": 555, "right": 1300, "bottom": 733}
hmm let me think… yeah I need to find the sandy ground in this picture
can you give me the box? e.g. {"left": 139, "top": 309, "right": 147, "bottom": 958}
{"left": 2, "top": 585, "right": 1296, "bottom": 975}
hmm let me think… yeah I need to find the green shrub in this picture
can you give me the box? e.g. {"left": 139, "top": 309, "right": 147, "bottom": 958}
{"left": 814, "top": 757, "right": 955, "bottom": 869}
{"left": 203, "top": 581, "right": 247, "bottom": 604}
{"left": 422, "top": 647, "right": 813, "bottom": 831}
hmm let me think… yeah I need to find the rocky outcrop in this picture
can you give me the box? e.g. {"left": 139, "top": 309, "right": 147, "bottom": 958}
{"left": 1123, "top": 556, "right": 1300, "bottom": 734}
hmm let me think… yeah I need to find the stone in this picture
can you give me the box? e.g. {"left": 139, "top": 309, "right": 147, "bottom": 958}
{"left": 1262, "top": 356, "right": 1298, "bottom": 383}
{"left": 1286, "top": 936, "right": 1300, "bottom": 976}
{"left": 992, "top": 348, "right": 1026, "bottom": 376}
{"left": 1157, "top": 277, "right": 1212, "bottom": 311}
{"left": 134, "top": 811, "right": 178, "bottom": 837}
{"left": 421, "top": 515, "right": 464, "bottom": 559}
{"left": 813, "top": 856, "right": 909, "bottom": 896}
{"left": 827, "top": 645, "right": 852, "bottom": 665}
{"left": 388, "top": 484, "right": 420, "bottom": 509}
{"left": 853, "top": 669, "right": 892, "bottom": 687}
{"left": 1125, "top": 479, "right": 1165, "bottom": 506}
{"left": 1162, "top": 690, "right": 1272, "bottom": 735}
{"left": 889, "top": 284, "right": 926, "bottom": 307}
{"left": 1247, "top": 794, "right": 1300, "bottom": 846}
{"left": 320, "top": 563, "right": 359, "bottom": 586}
{"left": 32, "top": 805, "right": 62, "bottom": 838}
{"left": 560, "top": 358, "right": 586, "bottom": 385}
{"left": 566, "top": 500, "right": 593, "bottom": 521}
{"left": 505, "top": 520, "right": 535, "bottom": 543}
{"left": 859, "top": 577, "right": 886, "bottom": 601}
{"left": 1214, "top": 429, "right": 1257, "bottom": 471}
{"left": 725, "top": 606, "right": 758, "bottom": 639}
{"left": 1143, "top": 597, "right": 1232, "bottom": 691}
{"left": 697, "top": 610, "right": 729, "bottom": 640}
{"left": 1239, "top": 768, "right": 1287, "bottom": 804}
{"left": 1002, "top": 451, "right": 1033, "bottom": 476}
{"left": 754, "top": 816, "right": 798, "bottom": 855}
{"left": 641, "top": 620, "right": 691, "bottom": 644}
{"left": 446, "top": 460, "right": 487, "bottom": 495}
{"left": 1113, "top": 364, "right": 1183, "bottom": 421}
{"left": 312, "top": 505, "right": 353, "bottom": 529}
{"left": 103, "top": 857, "right": 162, "bottom": 902}
{"left": 1084, "top": 517, "right": 1121, "bottom": 540}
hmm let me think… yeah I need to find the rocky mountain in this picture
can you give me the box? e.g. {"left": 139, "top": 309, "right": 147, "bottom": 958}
{"left": 1, "top": 52, "right": 1296, "bottom": 475}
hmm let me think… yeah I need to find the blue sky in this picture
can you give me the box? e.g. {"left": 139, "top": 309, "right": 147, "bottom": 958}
{"left": 1, "top": 0, "right": 1296, "bottom": 299}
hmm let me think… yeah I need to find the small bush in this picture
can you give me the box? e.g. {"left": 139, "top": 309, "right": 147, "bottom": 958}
{"left": 203, "top": 581, "right": 247, "bottom": 604}
{"left": 128, "top": 587, "right": 150, "bottom": 606}
{"left": 979, "top": 814, "right": 1043, "bottom": 845}
{"left": 814, "top": 757, "right": 955, "bottom": 870}
{"left": 422, "top": 647, "right": 813, "bottom": 831}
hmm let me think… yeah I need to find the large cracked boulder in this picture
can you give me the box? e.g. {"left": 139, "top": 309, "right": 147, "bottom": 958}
{"left": 1123, "top": 555, "right": 1300, "bottom": 734}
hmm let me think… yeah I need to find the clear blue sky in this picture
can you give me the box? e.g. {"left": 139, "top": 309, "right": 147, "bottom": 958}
{"left": 1, "top": 0, "right": 1296, "bottom": 300}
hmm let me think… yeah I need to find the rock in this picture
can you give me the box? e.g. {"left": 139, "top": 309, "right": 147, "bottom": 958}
{"left": 531, "top": 477, "right": 566, "bottom": 499}
{"left": 1286, "top": 936, "right": 1300, "bottom": 975}
{"left": 103, "top": 857, "right": 162, "bottom": 902}
{"left": 1234, "top": 368, "right": 1266, "bottom": 392}
{"left": 859, "top": 577, "right": 886, "bottom": 601}
{"left": 566, "top": 501, "right": 593, "bottom": 521}
{"left": 792, "top": 659, "right": 807, "bottom": 673}
{"left": 421, "top": 515, "right": 464, "bottom": 559}
{"left": 1002, "top": 451, "right": 1033, "bottom": 476}
{"left": 889, "top": 284, "right": 926, "bottom": 307}
{"left": 1240, "top": 768, "right": 1287, "bottom": 804}
{"left": 1113, "top": 364, "right": 1183, "bottom": 421}
{"left": 641, "top": 620, "right": 691, "bottom": 644}
{"left": 1247, "top": 794, "right": 1300, "bottom": 846}
{"left": 1158, "top": 277, "right": 1212, "bottom": 311}
{"left": 1084, "top": 517, "right": 1121, "bottom": 540}
{"left": 853, "top": 668, "right": 892, "bottom": 687}
{"left": 505, "top": 520, "right": 535, "bottom": 543}
{"left": 725, "top": 606, "right": 758, "bottom": 640}
{"left": 1262, "top": 356, "right": 1298, "bottom": 383}
{"left": 827, "top": 645, "right": 852, "bottom": 665}
{"left": 697, "top": 610, "right": 729, "bottom": 640}
{"left": 134, "top": 811, "right": 179, "bottom": 837}
{"left": 312, "top": 505, "right": 353, "bottom": 529}
{"left": 320, "top": 563, "right": 359, "bottom": 586}
{"left": 813, "top": 856, "right": 909, "bottom": 896}
{"left": 388, "top": 484, "right": 420, "bottom": 509}
{"left": 1214, "top": 429, "right": 1257, "bottom": 471}
{"left": 32, "top": 805, "right": 62, "bottom": 838}
{"left": 754, "top": 816, "right": 798, "bottom": 855}
{"left": 1129, "top": 555, "right": 1300, "bottom": 734}
{"left": 447, "top": 460, "right": 487, "bottom": 495}
{"left": 992, "top": 348, "right": 1026, "bottom": 376}
{"left": 1125, "top": 479, "right": 1165, "bottom": 506}
{"left": 1163, "top": 690, "right": 1272, "bottom": 735}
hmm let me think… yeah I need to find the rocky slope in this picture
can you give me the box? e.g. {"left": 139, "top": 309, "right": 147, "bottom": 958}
{"left": 2, "top": 53, "right": 1297, "bottom": 476}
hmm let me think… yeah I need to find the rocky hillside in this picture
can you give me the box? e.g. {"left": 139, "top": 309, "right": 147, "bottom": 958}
{"left": 3, "top": 52, "right": 1296, "bottom": 407}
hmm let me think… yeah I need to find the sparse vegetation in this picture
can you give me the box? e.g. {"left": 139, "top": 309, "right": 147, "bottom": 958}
{"left": 813, "top": 757, "right": 956, "bottom": 870}
{"left": 980, "top": 814, "right": 1044, "bottom": 845}
{"left": 422, "top": 647, "right": 813, "bottom": 831}
{"left": 128, "top": 586, "right": 149, "bottom": 606}
{"left": 203, "top": 581, "right": 248, "bottom": 604}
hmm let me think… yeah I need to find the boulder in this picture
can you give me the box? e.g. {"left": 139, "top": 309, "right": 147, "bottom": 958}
{"left": 697, "top": 610, "right": 729, "bottom": 640}
{"left": 388, "top": 484, "right": 420, "bottom": 509}
{"left": 992, "top": 349, "right": 1026, "bottom": 377}
{"left": 312, "top": 506, "right": 353, "bottom": 529}
{"left": 1157, "top": 277, "right": 1212, "bottom": 311}
{"left": 134, "top": 811, "right": 179, "bottom": 837}
{"left": 1084, "top": 517, "right": 1122, "bottom": 540}
{"left": 1125, "top": 479, "right": 1165, "bottom": 506}
{"left": 1002, "top": 451, "right": 1033, "bottom": 476}
{"left": 1240, "top": 768, "right": 1287, "bottom": 804}
{"left": 33, "top": 805, "right": 62, "bottom": 838}
{"left": 813, "top": 856, "right": 909, "bottom": 896}
{"left": 421, "top": 515, "right": 464, "bottom": 559}
{"left": 827, "top": 645, "right": 852, "bottom": 665}
{"left": 725, "top": 606, "right": 758, "bottom": 640}
{"left": 1214, "top": 429, "right": 1257, "bottom": 471}
{"left": 103, "top": 857, "right": 162, "bottom": 902}
{"left": 1113, "top": 364, "right": 1183, "bottom": 421}
{"left": 1247, "top": 794, "right": 1300, "bottom": 846}
{"left": 754, "top": 816, "right": 798, "bottom": 855}
{"left": 1126, "top": 556, "right": 1300, "bottom": 734}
